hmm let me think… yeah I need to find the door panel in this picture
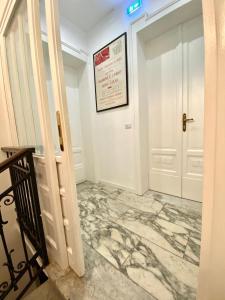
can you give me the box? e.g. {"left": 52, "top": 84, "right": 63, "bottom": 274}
{"left": 182, "top": 16, "right": 204, "bottom": 202}
{"left": 2, "top": 0, "right": 68, "bottom": 269}
{"left": 148, "top": 16, "right": 204, "bottom": 202}
{"left": 147, "top": 27, "right": 182, "bottom": 197}
{"left": 65, "top": 66, "right": 86, "bottom": 183}
{"left": 43, "top": 0, "right": 85, "bottom": 275}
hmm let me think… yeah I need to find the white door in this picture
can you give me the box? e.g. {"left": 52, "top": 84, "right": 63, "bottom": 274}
{"left": 1, "top": 0, "right": 68, "bottom": 269}
{"left": 182, "top": 17, "right": 204, "bottom": 201}
{"left": 43, "top": 48, "right": 86, "bottom": 184}
{"left": 1, "top": 0, "right": 85, "bottom": 275}
{"left": 43, "top": 0, "right": 85, "bottom": 275}
{"left": 148, "top": 16, "right": 204, "bottom": 202}
{"left": 148, "top": 26, "right": 183, "bottom": 198}
{"left": 63, "top": 64, "right": 86, "bottom": 184}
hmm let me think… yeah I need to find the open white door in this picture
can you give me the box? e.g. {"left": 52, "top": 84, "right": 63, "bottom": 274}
{"left": 0, "top": 0, "right": 68, "bottom": 269}
{"left": 0, "top": 0, "right": 84, "bottom": 274}
{"left": 42, "top": 0, "right": 85, "bottom": 275}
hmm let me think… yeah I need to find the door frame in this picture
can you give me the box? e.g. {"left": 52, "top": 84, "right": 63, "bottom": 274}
{"left": 197, "top": 0, "right": 225, "bottom": 298}
{"left": 0, "top": 0, "right": 69, "bottom": 270}
{"left": 131, "top": 0, "right": 203, "bottom": 195}
{"left": 1, "top": 0, "right": 225, "bottom": 296}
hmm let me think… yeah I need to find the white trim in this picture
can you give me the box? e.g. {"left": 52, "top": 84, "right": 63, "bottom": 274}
{"left": 0, "top": 0, "right": 17, "bottom": 36}
{"left": 41, "top": 31, "right": 88, "bottom": 63}
{"left": 44, "top": 0, "right": 84, "bottom": 276}
{"left": 0, "top": 36, "right": 18, "bottom": 145}
{"left": 27, "top": 0, "right": 68, "bottom": 269}
{"left": 145, "top": 0, "right": 183, "bottom": 21}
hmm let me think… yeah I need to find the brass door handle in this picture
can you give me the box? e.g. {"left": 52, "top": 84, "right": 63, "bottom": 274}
{"left": 56, "top": 111, "right": 64, "bottom": 151}
{"left": 183, "top": 113, "right": 194, "bottom": 132}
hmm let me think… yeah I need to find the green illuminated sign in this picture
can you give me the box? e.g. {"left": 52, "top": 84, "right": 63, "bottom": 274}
{"left": 127, "top": 0, "right": 142, "bottom": 15}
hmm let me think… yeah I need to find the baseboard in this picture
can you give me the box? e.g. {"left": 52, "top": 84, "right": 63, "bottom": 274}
{"left": 98, "top": 179, "right": 136, "bottom": 193}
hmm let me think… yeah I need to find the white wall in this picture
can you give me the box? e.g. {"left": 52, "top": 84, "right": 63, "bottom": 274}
{"left": 40, "top": 3, "right": 88, "bottom": 54}
{"left": 39, "top": 0, "right": 178, "bottom": 192}
{"left": 85, "top": 0, "right": 178, "bottom": 191}
{"left": 43, "top": 0, "right": 188, "bottom": 192}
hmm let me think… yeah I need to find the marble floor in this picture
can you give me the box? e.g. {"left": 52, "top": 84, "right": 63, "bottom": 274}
{"left": 77, "top": 181, "right": 202, "bottom": 300}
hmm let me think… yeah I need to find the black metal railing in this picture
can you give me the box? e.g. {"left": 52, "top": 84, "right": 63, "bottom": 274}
{"left": 0, "top": 147, "right": 48, "bottom": 299}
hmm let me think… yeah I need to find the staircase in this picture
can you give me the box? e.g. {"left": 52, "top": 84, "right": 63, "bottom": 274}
{"left": 0, "top": 147, "right": 48, "bottom": 299}
{"left": 23, "top": 280, "right": 63, "bottom": 300}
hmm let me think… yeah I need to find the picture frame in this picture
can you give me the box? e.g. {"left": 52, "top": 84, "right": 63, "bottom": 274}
{"left": 93, "top": 32, "right": 129, "bottom": 112}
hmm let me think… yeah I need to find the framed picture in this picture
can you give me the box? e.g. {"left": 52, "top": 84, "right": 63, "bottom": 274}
{"left": 93, "top": 33, "right": 129, "bottom": 112}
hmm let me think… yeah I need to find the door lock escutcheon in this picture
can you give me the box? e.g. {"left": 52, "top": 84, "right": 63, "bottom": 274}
{"left": 183, "top": 113, "right": 194, "bottom": 132}
{"left": 56, "top": 111, "right": 64, "bottom": 151}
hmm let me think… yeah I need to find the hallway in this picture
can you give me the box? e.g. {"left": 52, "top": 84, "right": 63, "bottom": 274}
{"left": 77, "top": 181, "right": 201, "bottom": 299}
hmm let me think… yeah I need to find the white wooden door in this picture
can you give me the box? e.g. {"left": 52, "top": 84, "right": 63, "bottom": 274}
{"left": 65, "top": 68, "right": 86, "bottom": 184}
{"left": 43, "top": 0, "right": 85, "bottom": 275}
{"left": 148, "top": 16, "right": 204, "bottom": 202}
{"left": 0, "top": 0, "right": 68, "bottom": 269}
{"left": 147, "top": 26, "right": 183, "bottom": 197}
{"left": 1, "top": 0, "right": 85, "bottom": 275}
{"left": 182, "top": 17, "right": 204, "bottom": 202}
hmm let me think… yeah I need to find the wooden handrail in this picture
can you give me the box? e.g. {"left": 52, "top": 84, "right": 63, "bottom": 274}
{"left": 1, "top": 146, "right": 35, "bottom": 153}
{"left": 0, "top": 147, "right": 35, "bottom": 173}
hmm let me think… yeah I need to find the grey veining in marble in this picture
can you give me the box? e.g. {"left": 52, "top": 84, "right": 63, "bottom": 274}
{"left": 77, "top": 181, "right": 202, "bottom": 299}
{"left": 116, "top": 207, "right": 189, "bottom": 257}
{"left": 122, "top": 237, "right": 198, "bottom": 300}
{"left": 82, "top": 218, "right": 139, "bottom": 269}
{"left": 53, "top": 242, "right": 153, "bottom": 300}
{"left": 118, "top": 190, "right": 164, "bottom": 214}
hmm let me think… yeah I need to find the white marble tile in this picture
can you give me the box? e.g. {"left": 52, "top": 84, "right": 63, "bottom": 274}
{"left": 78, "top": 187, "right": 129, "bottom": 223}
{"left": 122, "top": 238, "right": 198, "bottom": 300}
{"left": 118, "top": 190, "right": 163, "bottom": 214}
{"left": 116, "top": 209, "right": 188, "bottom": 257}
{"left": 77, "top": 181, "right": 201, "bottom": 298}
{"left": 56, "top": 243, "right": 153, "bottom": 300}
{"left": 184, "top": 236, "right": 201, "bottom": 266}
{"left": 145, "top": 190, "right": 202, "bottom": 215}
{"left": 89, "top": 222, "right": 140, "bottom": 269}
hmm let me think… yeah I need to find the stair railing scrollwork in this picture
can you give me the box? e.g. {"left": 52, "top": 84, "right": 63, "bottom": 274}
{"left": 0, "top": 147, "right": 48, "bottom": 300}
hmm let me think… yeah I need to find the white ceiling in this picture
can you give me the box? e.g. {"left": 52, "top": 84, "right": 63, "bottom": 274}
{"left": 58, "top": 0, "right": 125, "bottom": 32}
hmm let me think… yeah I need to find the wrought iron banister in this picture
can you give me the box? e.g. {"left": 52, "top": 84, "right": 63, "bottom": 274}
{"left": 0, "top": 149, "right": 32, "bottom": 173}
{"left": 0, "top": 147, "right": 48, "bottom": 299}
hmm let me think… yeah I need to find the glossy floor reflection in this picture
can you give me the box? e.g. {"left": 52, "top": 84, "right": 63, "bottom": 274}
{"left": 77, "top": 181, "right": 202, "bottom": 300}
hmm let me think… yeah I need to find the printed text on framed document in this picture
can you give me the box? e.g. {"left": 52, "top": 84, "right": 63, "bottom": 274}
{"left": 93, "top": 33, "right": 129, "bottom": 112}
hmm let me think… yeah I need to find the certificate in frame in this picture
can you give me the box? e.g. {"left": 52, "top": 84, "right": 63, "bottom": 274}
{"left": 93, "top": 33, "right": 129, "bottom": 112}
